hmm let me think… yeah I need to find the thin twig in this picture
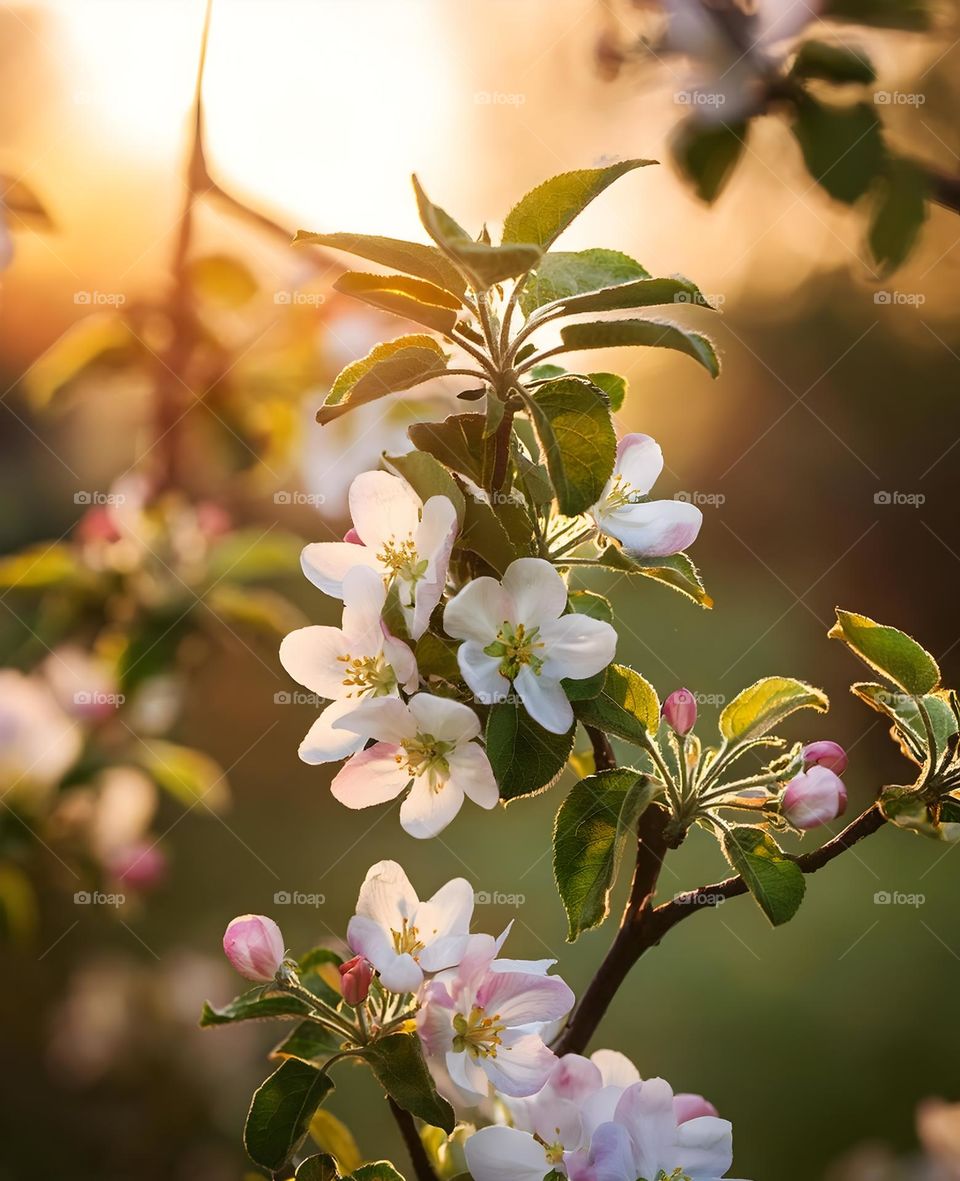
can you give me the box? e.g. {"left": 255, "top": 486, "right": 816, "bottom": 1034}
{"left": 388, "top": 1099, "right": 437, "bottom": 1181}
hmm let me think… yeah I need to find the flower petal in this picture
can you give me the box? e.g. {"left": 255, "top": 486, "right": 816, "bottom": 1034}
{"left": 480, "top": 1030, "right": 557, "bottom": 1098}
{"left": 599, "top": 499, "right": 702, "bottom": 558}
{"left": 457, "top": 641, "right": 511, "bottom": 703}
{"left": 616, "top": 433, "right": 664, "bottom": 496}
{"left": 515, "top": 666, "right": 573, "bottom": 735}
{"left": 575, "top": 1120, "right": 638, "bottom": 1181}
{"left": 408, "top": 692, "right": 482, "bottom": 744}
{"left": 341, "top": 563, "right": 388, "bottom": 642}
{"left": 591, "top": 1049, "right": 641, "bottom": 1089}
{"left": 300, "top": 540, "right": 382, "bottom": 599}
{"left": 502, "top": 557, "right": 568, "bottom": 626}
{"left": 614, "top": 1078, "right": 679, "bottom": 1181}
{"left": 444, "top": 576, "right": 511, "bottom": 643}
{"left": 416, "top": 876, "right": 475, "bottom": 950}
{"left": 399, "top": 776, "right": 464, "bottom": 839}
{"left": 333, "top": 695, "right": 412, "bottom": 743}
{"left": 464, "top": 1126, "right": 552, "bottom": 1181}
{"left": 539, "top": 614, "right": 617, "bottom": 682}
{"left": 382, "top": 631, "right": 419, "bottom": 692}
{"left": 378, "top": 952, "right": 425, "bottom": 994}
{"left": 330, "top": 744, "right": 409, "bottom": 809}
{"left": 298, "top": 699, "right": 367, "bottom": 764}
{"left": 447, "top": 744, "right": 499, "bottom": 809}
{"left": 409, "top": 495, "right": 458, "bottom": 639}
{"left": 354, "top": 859, "right": 419, "bottom": 927}
{"left": 349, "top": 470, "right": 421, "bottom": 550}
{"left": 675, "top": 1116, "right": 734, "bottom": 1179}
{"left": 345, "top": 913, "right": 394, "bottom": 967}
{"left": 279, "top": 625, "right": 350, "bottom": 699}
{"left": 476, "top": 969, "right": 575, "bottom": 1026}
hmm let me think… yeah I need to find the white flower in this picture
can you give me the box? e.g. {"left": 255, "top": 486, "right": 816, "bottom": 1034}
{"left": 330, "top": 692, "right": 499, "bottom": 838}
{"left": 418, "top": 931, "right": 575, "bottom": 1101}
{"left": 346, "top": 860, "right": 474, "bottom": 993}
{"left": 300, "top": 470, "right": 457, "bottom": 640}
{"left": 589, "top": 434, "right": 702, "bottom": 558}
{"left": 279, "top": 565, "right": 417, "bottom": 764}
{"left": 0, "top": 669, "right": 81, "bottom": 806}
{"left": 443, "top": 557, "right": 617, "bottom": 734}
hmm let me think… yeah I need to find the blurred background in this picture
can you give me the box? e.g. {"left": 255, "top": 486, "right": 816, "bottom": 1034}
{"left": 2, "top": 1, "right": 960, "bottom": 1178}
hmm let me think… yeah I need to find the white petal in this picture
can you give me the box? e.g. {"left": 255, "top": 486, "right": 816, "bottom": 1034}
{"left": 300, "top": 540, "right": 382, "bottom": 599}
{"left": 464, "top": 1127, "right": 551, "bottom": 1181}
{"left": 447, "top": 744, "right": 499, "bottom": 809}
{"left": 340, "top": 563, "right": 388, "bottom": 641}
{"left": 408, "top": 692, "right": 481, "bottom": 744}
{"left": 447, "top": 1047, "right": 491, "bottom": 1099}
{"left": 476, "top": 969, "right": 575, "bottom": 1026}
{"left": 616, "top": 433, "right": 664, "bottom": 496}
{"left": 615, "top": 1078, "right": 679, "bottom": 1181}
{"left": 675, "top": 1116, "right": 734, "bottom": 1179}
{"left": 548, "top": 1053, "right": 604, "bottom": 1102}
{"left": 539, "top": 614, "right": 617, "bottom": 682}
{"left": 580, "top": 1120, "right": 638, "bottom": 1181}
{"left": 502, "top": 557, "right": 567, "bottom": 626}
{"left": 599, "top": 499, "right": 702, "bottom": 558}
{"left": 400, "top": 776, "right": 464, "bottom": 839}
{"left": 418, "top": 932, "right": 471, "bottom": 974}
{"left": 382, "top": 631, "right": 419, "bottom": 692}
{"left": 378, "top": 952, "right": 425, "bottom": 994}
{"left": 279, "top": 625, "right": 350, "bottom": 698}
{"left": 457, "top": 642, "right": 511, "bottom": 703}
{"left": 480, "top": 1030, "right": 557, "bottom": 1098}
{"left": 346, "top": 914, "right": 394, "bottom": 966}
{"left": 443, "top": 577, "right": 510, "bottom": 643}
{"left": 410, "top": 495, "right": 458, "bottom": 638}
{"left": 591, "top": 1049, "right": 641, "bottom": 1089}
{"left": 515, "top": 666, "right": 573, "bottom": 735}
{"left": 416, "top": 876, "right": 475, "bottom": 948}
{"left": 298, "top": 699, "right": 367, "bottom": 764}
{"left": 333, "top": 695, "right": 412, "bottom": 743}
{"left": 348, "top": 469, "right": 421, "bottom": 549}
{"left": 330, "top": 744, "right": 409, "bottom": 808}
{"left": 354, "top": 860, "right": 419, "bottom": 928}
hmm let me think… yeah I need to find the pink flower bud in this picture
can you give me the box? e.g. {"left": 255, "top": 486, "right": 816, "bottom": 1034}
{"left": 674, "top": 1093, "right": 719, "bottom": 1123}
{"left": 108, "top": 843, "right": 168, "bottom": 892}
{"left": 802, "top": 740, "right": 848, "bottom": 776}
{"left": 782, "top": 766, "right": 848, "bottom": 830}
{"left": 338, "top": 954, "right": 373, "bottom": 1005}
{"left": 662, "top": 688, "right": 697, "bottom": 736}
{"left": 223, "top": 915, "right": 285, "bottom": 983}
{"left": 343, "top": 527, "right": 363, "bottom": 545}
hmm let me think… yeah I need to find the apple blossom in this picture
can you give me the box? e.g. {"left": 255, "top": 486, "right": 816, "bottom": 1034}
{"left": 443, "top": 557, "right": 617, "bottom": 734}
{"left": 663, "top": 687, "right": 698, "bottom": 736}
{"left": 279, "top": 564, "right": 418, "bottom": 764}
{"left": 589, "top": 434, "right": 702, "bottom": 559}
{"left": 0, "top": 669, "right": 82, "bottom": 805}
{"left": 108, "top": 842, "right": 168, "bottom": 891}
{"left": 418, "top": 932, "right": 575, "bottom": 1100}
{"left": 338, "top": 954, "right": 374, "bottom": 1005}
{"left": 300, "top": 470, "right": 457, "bottom": 640}
{"left": 331, "top": 693, "right": 499, "bottom": 837}
{"left": 782, "top": 764, "right": 848, "bottom": 830}
{"left": 802, "top": 740, "right": 848, "bottom": 776}
{"left": 222, "top": 915, "right": 286, "bottom": 983}
{"left": 347, "top": 859, "right": 474, "bottom": 993}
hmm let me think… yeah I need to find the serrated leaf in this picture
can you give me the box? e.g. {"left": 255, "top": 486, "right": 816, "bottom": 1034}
{"left": 868, "top": 156, "right": 928, "bottom": 275}
{"left": 567, "top": 589, "right": 613, "bottom": 623}
{"left": 458, "top": 494, "right": 522, "bottom": 574}
{"left": 524, "top": 377, "right": 616, "bottom": 516}
{"left": 486, "top": 702, "right": 575, "bottom": 800}
{"left": 567, "top": 545, "right": 712, "bottom": 608}
{"left": 520, "top": 249, "right": 649, "bottom": 316}
{"left": 672, "top": 119, "right": 747, "bottom": 203}
{"left": 557, "top": 319, "right": 719, "bottom": 378}
{"left": 384, "top": 449, "right": 465, "bottom": 526}
{"left": 292, "top": 230, "right": 466, "bottom": 295}
{"left": 574, "top": 664, "right": 660, "bottom": 746}
{"left": 720, "top": 677, "right": 829, "bottom": 744}
{"left": 408, "top": 412, "right": 493, "bottom": 487}
{"left": 587, "top": 372, "right": 627, "bottom": 412}
{"left": 271, "top": 1020, "right": 345, "bottom": 1064}
{"left": 200, "top": 990, "right": 314, "bottom": 1027}
{"left": 792, "top": 96, "right": 885, "bottom": 204}
{"left": 723, "top": 826, "right": 805, "bottom": 926}
{"left": 357, "top": 1033, "right": 455, "bottom": 1133}
{"left": 296, "top": 1155, "right": 340, "bottom": 1181}
{"left": 332, "top": 272, "right": 460, "bottom": 335}
{"left": 790, "top": 39, "right": 876, "bottom": 84}
{"left": 829, "top": 609, "right": 939, "bottom": 696}
{"left": 502, "top": 160, "right": 656, "bottom": 249}
{"left": 244, "top": 1059, "right": 334, "bottom": 1171}
{"left": 546, "top": 275, "right": 714, "bottom": 317}
{"left": 352, "top": 1166, "right": 407, "bottom": 1181}
{"left": 554, "top": 769, "right": 656, "bottom": 939}
{"left": 413, "top": 175, "right": 542, "bottom": 289}
{"left": 851, "top": 682, "right": 956, "bottom": 766}
{"left": 318, "top": 335, "right": 448, "bottom": 425}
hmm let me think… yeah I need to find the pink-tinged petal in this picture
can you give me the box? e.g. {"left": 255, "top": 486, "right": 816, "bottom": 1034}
{"left": 456, "top": 933, "right": 499, "bottom": 993}
{"left": 330, "top": 744, "right": 409, "bottom": 809}
{"left": 408, "top": 692, "right": 482, "bottom": 744}
{"left": 298, "top": 699, "right": 367, "bottom": 764}
{"left": 515, "top": 666, "right": 574, "bottom": 735}
{"left": 490, "top": 956, "right": 555, "bottom": 975}
{"left": 444, "top": 577, "right": 511, "bottom": 643}
{"left": 457, "top": 642, "right": 511, "bottom": 703}
{"left": 465, "top": 1126, "right": 552, "bottom": 1181}
{"left": 782, "top": 765, "right": 847, "bottom": 830}
{"left": 599, "top": 499, "right": 702, "bottom": 558}
{"left": 480, "top": 1030, "right": 557, "bottom": 1098}
{"left": 341, "top": 564, "right": 388, "bottom": 641}
{"left": 416, "top": 876, "right": 475, "bottom": 948}
{"left": 333, "top": 695, "right": 412, "bottom": 743}
{"left": 801, "top": 739, "right": 848, "bottom": 775}
{"left": 539, "top": 614, "right": 617, "bottom": 682}
{"left": 614, "top": 1079, "right": 678, "bottom": 1181}
{"left": 447, "top": 744, "right": 499, "bottom": 809}
{"left": 675, "top": 1116, "right": 734, "bottom": 1177}
{"left": 400, "top": 776, "right": 465, "bottom": 839}
{"left": 382, "top": 632, "right": 419, "bottom": 692}
{"left": 616, "top": 433, "right": 664, "bottom": 496}
{"left": 346, "top": 914, "right": 394, "bottom": 966}
{"left": 674, "top": 1093, "right": 720, "bottom": 1124}
{"left": 417, "top": 981, "right": 456, "bottom": 1055}
{"left": 570, "top": 1120, "right": 637, "bottom": 1181}
{"left": 581, "top": 1086, "right": 627, "bottom": 1142}
{"left": 591, "top": 1049, "right": 640, "bottom": 1089}
{"left": 279, "top": 625, "right": 351, "bottom": 699}
{"left": 476, "top": 969, "right": 575, "bottom": 1026}
{"left": 223, "top": 915, "right": 285, "bottom": 983}
{"left": 549, "top": 1053, "right": 604, "bottom": 1102}
{"left": 502, "top": 557, "right": 568, "bottom": 626}
{"left": 348, "top": 470, "right": 421, "bottom": 550}
{"left": 417, "top": 932, "right": 470, "bottom": 975}
{"left": 354, "top": 859, "right": 419, "bottom": 928}
{"left": 300, "top": 540, "right": 383, "bottom": 599}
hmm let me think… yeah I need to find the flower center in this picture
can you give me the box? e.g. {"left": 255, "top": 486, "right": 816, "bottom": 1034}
{"left": 451, "top": 1005, "right": 505, "bottom": 1059}
{"left": 655, "top": 1171, "right": 692, "bottom": 1181}
{"left": 337, "top": 652, "right": 397, "bottom": 698}
{"left": 482, "top": 621, "right": 544, "bottom": 680}
{"left": 375, "top": 535, "right": 429, "bottom": 585}
{"left": 397, "top": 731, "right": 454, "bottom": 791}
{"left": 390, "top": 917, "right": 425, "bottom": 958}
{"left": 602, "top": 473, "right": 647, "bottom": 513}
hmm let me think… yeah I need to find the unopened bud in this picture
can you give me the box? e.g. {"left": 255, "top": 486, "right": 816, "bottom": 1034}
{"left": 338, "top": 954, "right": 374, "bottom": 1005}
{"left": 343, "top": 527, "right": 363, "bottom": 545}
{"left": 802, "top": 740, "right": 848, "bottom": 776}
{"left": 782, "top": 766, "right": 848, "bottom": 830}
{"left": 662, "top": 688, "right": 697, "bottom": 736}
{"left": 223, "top": 914, "right": 285, "bottom": 983}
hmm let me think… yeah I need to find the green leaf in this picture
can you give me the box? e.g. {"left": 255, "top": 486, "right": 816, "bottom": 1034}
{"left": 722, "top": 826, "right": 806, "bottom": 926}
{"left": 557, "top": 319, "right": 720, "bottom": 379}
{"left": 502, "top": 160, "right": 657, "bottom": 250}
{"left": 308, "top": 1110, "right": 363, "bottom": 1174}
{"left": 574, "top": 664, "right": 660, "bottom": 746}
{"left": 790, "top": 39, "right": 876, "bottom": 84}
{"left": 414, "top": 631, "right": 461, "bottom": 684}
{"left": 719, "top": 677, "right": 829, "bottom": 744}
{"left": 587, "top": 372, "right": 627, "bottom": 413}
{"left": 408, "top": 413, "right": 493, "bottom": 488}
{"left": 207, "top": 585, "right": 306, "bottom": 638}
{"left": 486, "top": 702, "right": 575, "bottom": 800}
{"left": 206, "top": 530, "right": 304, "bottom": 583}
{"left": 459, "top": 494, "right": 523, "bottom": 574}
{"left": 188, "top": 253, "right": 259, "bottom": 307}
{"left": 524, "top": 377, "right": 616, "bottom": 516}
{"left": 332, "top": 272, "right": 461, "bottom": 335}
{"left": 545, "top": 275, "right": 714, "bottom": 317}
{"left": 200, "top": 990, "right": 314, "bottom": 1027}
{"left": 0, "top": 543, "right": 84, "bottom": 589}
{"left": 412, "top": 175, "right": 542, "bottom": 289}
{"left": 351, "top": 1166, "right": 406, "bottom": 1181}
{"left": 299, "top": 947, "right": 347, "bottom": 1007}
{"left": 567, "top": 589, "right": 613, "bottom": 623}
{"left": 292, "top": 230, "right": 466, "bottom": 296}
{"left": 672, "top": 119, "right": 747, "bottom": 203}
{"left": 357, "top": 1033, "right": 455, "bottom": 1133}
{"left": 829, "top": 609, "right": 940, "bottom": 695}
{"left": 569, "top": 545, "right": 712, "bottom": 608}
{"left": 296, "top": 1155, "right": 340, "bottom": 1181}
{"left": 244, "top": 1059, "right": 335, "bottom": 1171}
{"left": 272, "top": 1020, "right": 345, "bottom": 1064}
{"left": 384, "top": 449, "right": 466, "bottom": 526}
{"left": 520, "top": 249, "right": 649, "bottom": 316}
{"left": 850, "top": 682, "right": 957, "bottom": 766}
{"left": 868, "top": 156, "right": 928, "bottom": 275}
{"left": 792, "top": 97, "right": 886, "bottom": 204}
{"left": 318, "top": 335, "right": 448, "bottom": 425}
{"left": 138, "top": 740, "right": 229, "bottom": 810}
{"left": 553, "top": 768, "right": 656, "bottom": 939}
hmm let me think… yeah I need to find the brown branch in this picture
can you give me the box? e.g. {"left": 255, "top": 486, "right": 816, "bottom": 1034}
{"left": 388, "top": 1098, "right": 437, "bottom": 1181}
{"left": 587, "top": 724, "right": 617, "bottom": 773}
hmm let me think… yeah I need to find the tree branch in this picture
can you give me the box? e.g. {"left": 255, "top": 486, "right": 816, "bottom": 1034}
{"left": 388, "top": 1098, "right": 437, "bottom": 1181}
